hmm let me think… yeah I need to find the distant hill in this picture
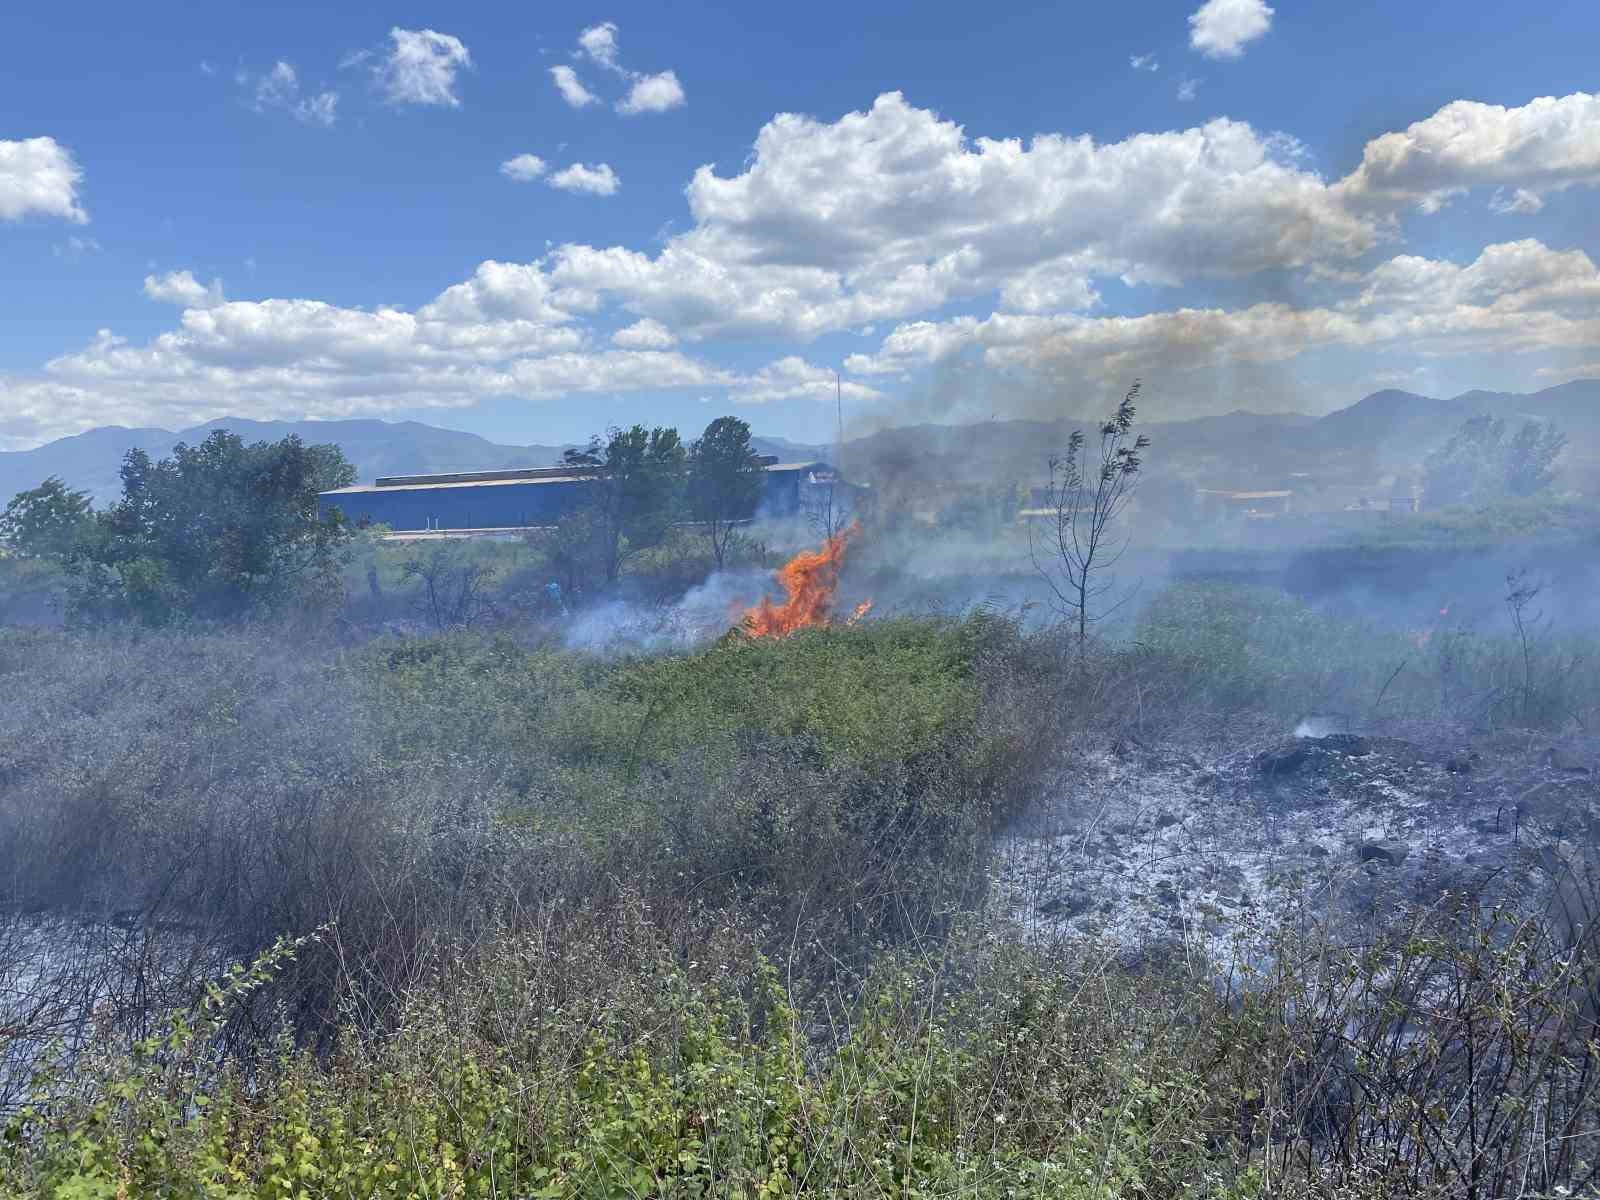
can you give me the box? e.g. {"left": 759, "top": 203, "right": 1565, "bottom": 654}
{"left": 3, "top": 379, "right": 1593, "bottom": 506}
{"left": 839, "top": 380, "right": 1598, "bottom": 493}
{"left": 1450, "top": 379, "right": 1600, "bottom": 447}
{"left": 1312, "top": 389, "right": 1467, "bottom": 448}
{"left": 1304, "top": 379, "right": 1600, "bottom": 483}
{"left": 0, "top": 415, "right": 828, "bottom": 506}
{"left": 0, "top": 418, "right": 581, "bottom": 506}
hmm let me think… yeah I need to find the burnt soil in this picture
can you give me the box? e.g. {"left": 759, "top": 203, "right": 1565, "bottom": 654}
{"left": 996, "top": 719, "right": 1600, "bottom": 961}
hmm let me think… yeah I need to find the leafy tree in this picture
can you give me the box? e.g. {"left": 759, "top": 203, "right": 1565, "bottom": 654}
{"left": 1505, "top": 419, "right": 1567, "bottom": 497}
{"left": 1029, "top": 381, "right": 1150, "bottom": 647}
{"left": 1421, "top": 415, "right": 1566, "bottom": 509}
{"left": 535, "top": 508, "right": 608, "bottom": 601}
{"left": 0, "top": 476, "right": 93, "bottom": 560}
{"left": 562, "top": 424, "right": 686, "bottom": 583}
{"left": 687, "top": 416, "right": 766, "bottom": 569}
{"left": 67, "top": 430, "right": 356, "bottom": 624}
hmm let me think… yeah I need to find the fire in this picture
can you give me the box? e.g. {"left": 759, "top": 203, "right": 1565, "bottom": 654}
{"left": 1408, "top": 601, "right": 1453, "bottom": 651}
{"left": 741, "top": 522, "right": 868, "bottom": 637}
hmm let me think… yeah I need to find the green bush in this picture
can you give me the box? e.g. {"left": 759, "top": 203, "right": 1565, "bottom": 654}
{"left": 2, "top": 916, "right": 1261, "bottom": 1200}
{"left": 1127, "top": 580, "right": 1600, "bottom": 733}
{"left": 0, "top": 613, "right": 1060, "bottom": 1060}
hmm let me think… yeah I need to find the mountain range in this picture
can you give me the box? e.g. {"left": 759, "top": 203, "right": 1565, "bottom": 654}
{"left": 834, "top": 379, "right": 1600, "bottom": 496}
{"left": 2, "top": 380, "right": 1595, "bottom": 506}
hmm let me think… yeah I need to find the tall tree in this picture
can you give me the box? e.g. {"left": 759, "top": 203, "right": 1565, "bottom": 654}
{"left": 534, "top": 507, "right": 607, "bottom": 601}
{"left": 562, "top": 425, "right": 686, "bottom": 583}
{"left": 687, "top": 416, "right": 765, "bottom": 569}
{"left": 0, "top": 476, "right": 93, "bottom": 560}
{"left": 68, "top": 430, "right": 355, "bottom": 624}
{"left": 1029, "top": 381, "right": 1150, "bottom": 647}
{"left": 1421, "top": 415, "right": 1566, "bottom": 509}
{"left": 1505, "top": 419, "right": 1567, "bottom": 498}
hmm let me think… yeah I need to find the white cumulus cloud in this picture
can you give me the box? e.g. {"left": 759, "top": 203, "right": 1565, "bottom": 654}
{"left": 378, "top": 28, "right": 471, "bottom": 107}
{"left": 1188, "top": 0, "right": 1274, "bottom": 59}
{"left": 617, "top": 70, "right": 685, "bottom": 115}
{"left": 143, "top": 270, "right": 226, "bottom": 309}
{"left": 1339, "top": 92, "right": 1600, "bottom": 214}
{"left": 548, "top": 162, "right": 620, "bottom": 196}
{"left": 550, "top": 65, "right": 598, "bottom": 108}
{"left": 611, "top": 318, "right": 676, "bottom": 349}
{"left": 8, "top": 89, "right": 1600, "bottom": 444}
{"left": 500, "top": 154, "right": 548, "bottom": 182}
{"left": 740, "top": 356, "right": 879, "bottom": 404}
{"left": 0, "top": 137, "right": 88, "bottom": 223}
{"left": 845, "top": 238, "right": 1600, "bottom": 411}
{"left": 557, "top": 22, "right": 685, "bottom": 115}
{"left": 538, "top": 92, "right": 1375, "bottom": 342}
{"left": 577, "top": 22, "right": 622, "bottom": 72}
{"left": 1130, "top": 54, "right": 1159, "bottom": 71}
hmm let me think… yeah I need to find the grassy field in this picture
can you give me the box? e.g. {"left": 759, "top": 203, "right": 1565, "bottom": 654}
{"left": 3, "top": 582, "right": 1599, "bottom": 1196}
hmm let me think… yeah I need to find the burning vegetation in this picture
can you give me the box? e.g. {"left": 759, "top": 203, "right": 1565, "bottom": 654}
{"left": 741, "top": 521, "right": 872, "bottom": 637}
{"left": 9, "top": 398, "right": 1600, "bottom": 1198}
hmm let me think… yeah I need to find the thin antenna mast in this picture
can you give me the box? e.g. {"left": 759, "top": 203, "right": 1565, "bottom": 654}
{"left": 835, "top": 371, "right": 843, "bottom": 469}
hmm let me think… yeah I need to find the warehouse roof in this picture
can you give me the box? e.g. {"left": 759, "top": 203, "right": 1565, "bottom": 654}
{"left": 321, "top": 473, "right": 590, "bottom": 496}
{"left": 320, "top": 460, "right": 833, "bottom": 497}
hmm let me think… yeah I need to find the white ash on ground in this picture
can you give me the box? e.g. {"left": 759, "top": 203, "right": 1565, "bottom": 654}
{"left": 994, "top": 722, "right": 1599, "bottom": 963}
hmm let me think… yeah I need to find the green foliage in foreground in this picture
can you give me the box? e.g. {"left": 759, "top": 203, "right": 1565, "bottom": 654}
{"left": 13, "top": 893, "right": 1599, "bottom": 1199}
{"left": 6, "top": 597, "right": 1600, "bottom": 1196}
{"left": 3, "top": 931, "right": 1256, "bottom": 1200}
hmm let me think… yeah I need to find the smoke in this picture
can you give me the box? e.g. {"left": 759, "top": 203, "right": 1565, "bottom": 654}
{"left": 561, "top": 567, "right": 773, "bottom": 653}
{"left": 1289, "top": 549, "right": 1600, "bottom": 635}
{"left": 1294, "top": 715, "right": 1354, "bottom": 738}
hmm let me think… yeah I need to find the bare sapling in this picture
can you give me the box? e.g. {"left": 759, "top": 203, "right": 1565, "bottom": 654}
{"left": 403, "top": 543, "right": 499, "bottom": 631}
{"left": 1030, "top": 380, "right": 1150, "bottom": 648}
{"left": 1504, "top": 568, "right": 1543, "bottom": 720}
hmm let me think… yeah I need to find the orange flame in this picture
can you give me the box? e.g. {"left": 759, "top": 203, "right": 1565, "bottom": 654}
{"left": 1409, "top": 602, "right": 1453, "bottom": 651}
{"left": 742, "top": 522, "right": 866, "bottom": 638}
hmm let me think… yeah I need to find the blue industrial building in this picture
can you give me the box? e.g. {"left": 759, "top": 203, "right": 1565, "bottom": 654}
{"left": 319, "top": 458, "right": 840, "bottom": 533}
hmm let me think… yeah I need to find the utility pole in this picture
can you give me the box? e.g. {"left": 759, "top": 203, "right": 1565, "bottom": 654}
{"left": 835, "top": 371, "right": 843, "bottom": 472}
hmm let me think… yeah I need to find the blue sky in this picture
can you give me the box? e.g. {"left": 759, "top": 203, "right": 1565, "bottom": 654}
{"left": 3, "top": 0, "right": 1598, "bottom": 450}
